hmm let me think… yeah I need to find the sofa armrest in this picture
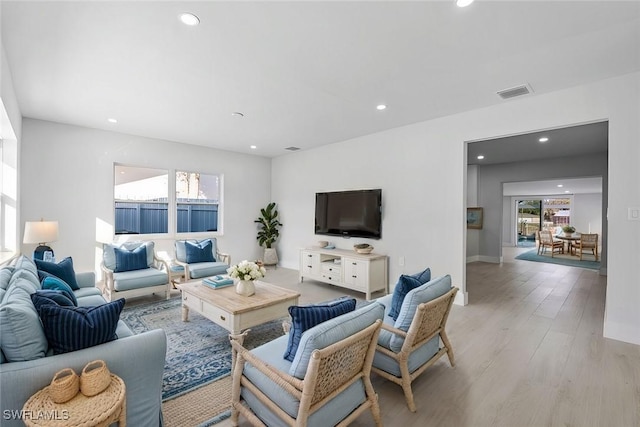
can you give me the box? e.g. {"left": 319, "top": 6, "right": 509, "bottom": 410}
{"left": 75, "top": 271, "right": 96, "bottom": 288}
{"left": 0, "top": 329, "right": 167, "bottom": 427}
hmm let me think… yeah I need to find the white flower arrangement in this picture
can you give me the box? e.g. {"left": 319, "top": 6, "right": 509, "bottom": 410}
{"left": 227, "top": 260, "right": 266, "bottom": 281}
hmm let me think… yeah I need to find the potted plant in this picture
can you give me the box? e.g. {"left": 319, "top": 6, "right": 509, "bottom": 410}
{"left": 562, "top": 225, "right": 576, "bottom": 236}
{"left": 254, "top": 202, "right": 282, "bottom": 266}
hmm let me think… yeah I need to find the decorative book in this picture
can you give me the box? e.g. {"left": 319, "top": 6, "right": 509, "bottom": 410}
{"left": 202, "top": 276, "right": 233, "bottom": 289}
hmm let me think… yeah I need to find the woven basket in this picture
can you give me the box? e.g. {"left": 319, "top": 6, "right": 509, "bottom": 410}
{"left": 80, "top": 360, "right": 112, "bottom": 397}
{"left": 49, "top": 368, "right": 79, "bottom": 403}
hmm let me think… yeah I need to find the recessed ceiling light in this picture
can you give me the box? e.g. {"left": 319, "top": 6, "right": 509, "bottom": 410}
{"left": 376, "top": 104, "right": 387, "bottom": 110}
{"left": 179, "top": 13, "right": 200, "bottom": 26}
{"left": 250, "top": 145, "right": 257, "bottom": 150}
{"left": 557, "top": 184, "right": 563, "bottom": 188}
{"left": 477, "top": 155, "right": 485, "bottom": 160}
{"left": 456, "top": 0, "right": 474, "bottom": 7}
{"left": 564, "top": 190, "right": 570, "bottom": 193}
{"left": 231, "top": 112, "right": 244, "bottom": 117}
{"left": 107, "top": 118, "right": 117, "bottom": 123}
{"left": 539, "top": 137, "right": 549, "bottom": 143}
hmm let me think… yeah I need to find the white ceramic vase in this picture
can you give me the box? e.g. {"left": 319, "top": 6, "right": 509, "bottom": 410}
{"left": 235, "top": 280, "right": 255, "bottom": 296}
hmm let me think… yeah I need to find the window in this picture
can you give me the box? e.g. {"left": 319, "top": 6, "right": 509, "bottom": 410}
{"left": 113, "top": 165, "right": 221, "bottom": 237}
{"left": 176, "top": 171, "right": 220, "bottom": 233}
{"left": 114, "top": 165, "right": 168, "bottom": 234}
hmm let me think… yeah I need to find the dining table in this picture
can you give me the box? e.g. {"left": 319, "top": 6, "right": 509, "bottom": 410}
{"left": 554, "top": 232, "right": 581, "bottom": 256}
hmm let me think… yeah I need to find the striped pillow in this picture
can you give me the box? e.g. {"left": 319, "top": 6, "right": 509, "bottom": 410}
{"left": 283, "top": 298, "right": 356, "bottom": 362}
{"left": 114, "top": 245, "right": 148, "bottom": 272}
{"left": 36, "top": 299, "right": 125, "bottom": 354}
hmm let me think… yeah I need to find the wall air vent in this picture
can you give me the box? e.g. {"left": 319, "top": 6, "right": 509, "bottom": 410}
{"left": 497, "top": 83, "right": 534, "bottom": 100}
{"left": 285, "top": 146, "right": 301, "bottom": 151}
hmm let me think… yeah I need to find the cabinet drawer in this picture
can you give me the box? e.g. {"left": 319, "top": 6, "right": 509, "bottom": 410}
{"left": 321, "top": 263, "right": 341, "bottom": 275}
{"left": 321, "top": 273, "right": 342, "bottom": 284}
{"left": 202, "top": 301, "right": 231, "bottom": 329}
{"left": 182, "top": 292, "right": 202, "bottom": 311}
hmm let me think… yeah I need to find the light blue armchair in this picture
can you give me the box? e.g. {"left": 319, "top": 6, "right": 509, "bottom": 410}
{"left": 101, "top": 241, "right": 171, "bottom": 301}
{"left": 372, "top": 275, "right": 458, "bottom": 412}
{"left": 229, "top": 302, "right": 384, "bottom": 427}
{"left": 174, "top": 238, "right": 230, "bottom": 281}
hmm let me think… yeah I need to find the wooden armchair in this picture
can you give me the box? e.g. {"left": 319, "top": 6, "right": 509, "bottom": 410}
{"left": 174, "top": 238, "right": 230, "bottom": 281}
{"left": 538, "top": 230, "right": 564, "bottom": 257}
{"left": 101, "top": 241, "right": 171, "bottom": 301}
{"left": 576, "top": 233, "right": 598, "bottom": 261}
{"left": 229, "top": 303, "right": 384, "bottom": 427}
{"left": 372, "top": 285, "right": 458, "bottom": 412}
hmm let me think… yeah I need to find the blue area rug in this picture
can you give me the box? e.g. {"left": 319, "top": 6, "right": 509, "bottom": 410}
{"left": 515, "top": 249, "right": 601, "bottom": 270}
{"left": 120, "top": 296, "right": 286, "bottom": 401}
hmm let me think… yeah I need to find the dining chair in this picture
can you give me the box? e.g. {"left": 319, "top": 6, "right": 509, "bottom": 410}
{"left": 576, "top": 233, "right": 598, "bottom": 261}
{"left": 538, "top": 230, "right": 564, "bottom": 257}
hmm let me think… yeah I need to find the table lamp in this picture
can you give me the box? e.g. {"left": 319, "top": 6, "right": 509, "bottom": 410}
{"left": 23, "top": 220, "right": 59, "bottom": 261}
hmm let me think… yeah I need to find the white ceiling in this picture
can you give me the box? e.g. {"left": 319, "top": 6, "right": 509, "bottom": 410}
{"left": 503, "top": 177, "right": 603, "bottom": 196}
{"left": 1, "top": 1, "right": 639, "bottom": 158}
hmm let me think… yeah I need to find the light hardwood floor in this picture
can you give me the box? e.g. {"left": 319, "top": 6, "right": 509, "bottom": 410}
{"left": 193, "top": 249, "right": 639, "bottom": 427}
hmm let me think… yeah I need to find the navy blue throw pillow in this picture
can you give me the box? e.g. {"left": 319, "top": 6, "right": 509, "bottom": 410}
{"left": 31, "top": 290, "right": 76, "bottom": 309}
{"left": 185, "top": 239, "right": 215, "bottom": 263}
{"left": 411, "top": 267, "right": 431, "bottom": 284}
{"left": 35, "top": 257, "right": 79, "bottom": 290}
{"left": 389, "top": 275, "right": 423, "bottom": 321}
{"left": 41, "top": 276, "right": 78, "bottom": 306}
{"left": 114, "top": 245, "right": 148, "bottom": 273}
{"left": 283, "top": 298, "right": 357, "bottom": 362}
{"left": 36, "top": 299, "right": 125, "bottom": 354}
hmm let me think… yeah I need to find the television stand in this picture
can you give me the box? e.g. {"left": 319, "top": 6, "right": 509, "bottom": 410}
{"left": 299, "top": 248, "right": 388, "bottom": 300}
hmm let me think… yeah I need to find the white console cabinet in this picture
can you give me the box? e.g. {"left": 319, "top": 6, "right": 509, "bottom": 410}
{"left": 299, "top": 248, "right": 388, "bottom": 299}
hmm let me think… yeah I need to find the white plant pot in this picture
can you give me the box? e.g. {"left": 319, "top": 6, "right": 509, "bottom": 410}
{"left": 263, "top": 248, "right": 278, "bottom": 266}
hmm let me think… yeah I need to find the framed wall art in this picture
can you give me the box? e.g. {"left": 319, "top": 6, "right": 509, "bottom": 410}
{"left": 467, "top": 207, "right": 483, "bottom": 229}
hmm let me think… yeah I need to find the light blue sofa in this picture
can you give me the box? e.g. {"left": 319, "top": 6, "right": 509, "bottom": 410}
{"left": 0, "top": 255, "right": 166, "bottom": 426}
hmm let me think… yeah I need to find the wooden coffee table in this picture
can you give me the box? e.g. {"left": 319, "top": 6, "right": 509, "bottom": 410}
{"left": 176, "top": 280, "right": 300, "bottom": 334}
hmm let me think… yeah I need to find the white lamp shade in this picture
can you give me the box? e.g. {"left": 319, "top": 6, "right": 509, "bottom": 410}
{"left": 23, "top": 221, "right": 59, "bottom": 244}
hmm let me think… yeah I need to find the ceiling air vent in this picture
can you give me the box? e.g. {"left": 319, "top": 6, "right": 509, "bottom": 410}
{"left": 285, "top": 146, "right": 301, "bottom": 151}
{"left": 497, "top": 83, "right": 534, "bottom": 100}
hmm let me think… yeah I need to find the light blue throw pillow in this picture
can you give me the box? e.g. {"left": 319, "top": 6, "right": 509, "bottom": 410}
{"left": 390, "top": 275, "right": 452, "bottom": 352}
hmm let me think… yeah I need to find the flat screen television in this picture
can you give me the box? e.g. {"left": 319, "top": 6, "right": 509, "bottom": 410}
{"left": 315, "top": 189, "right": 382, "bottom": 239}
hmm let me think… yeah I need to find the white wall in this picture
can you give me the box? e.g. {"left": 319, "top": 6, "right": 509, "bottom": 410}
{"left": 572, "top": 193, "right": 603, "bottom": 236}
{"left": 1, "top": 44, "right": 21, "bottom": 255}
{"left": 20, "top": 119, "right": 272, "bottom": 274}
{"left": 1, "top": 45, "right": 21, "bottom": 142}
{"left": 272, "top": 72, "right": 640, "bottom": 345}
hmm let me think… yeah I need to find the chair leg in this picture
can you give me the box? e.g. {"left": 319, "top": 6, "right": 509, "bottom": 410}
{"left": 441, "top": 331, "right": 455, "bottom": 367}
{"left": 398, "top": 363, "right": 416, "bottom": 412}
{"left": 363, "top": 377, "right": 383, "bottom": 427}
